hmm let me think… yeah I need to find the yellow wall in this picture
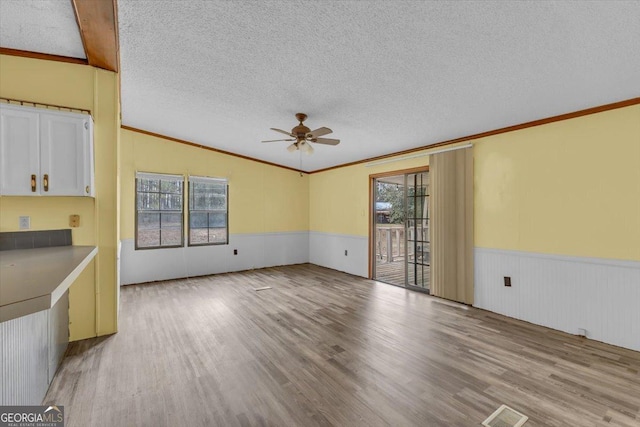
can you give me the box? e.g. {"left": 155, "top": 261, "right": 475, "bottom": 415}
{"left": 93, "top": 69, "right": 120, "bottom": 336}
{"left": 474, "top": 105, "right": 640, "bottom": 261}
{"left": 309, "top": 152, "right": 438, "bottom": 237}
{"left": 0, "top": 197, "right": 95, "bottom": 244}
{"left": 0, "top": 54, "right": 119, "bottom": 340}
{"left": 120, "top": 129, "right": 309, "bottom": 239}
{"left": 310, "top": 104, "right": 640, "bottom": 262}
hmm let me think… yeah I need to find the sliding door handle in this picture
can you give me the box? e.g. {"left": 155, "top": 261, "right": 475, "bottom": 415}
{"left": 43, "top": 174, "right": 49, "bottom": 192}
{"left": 31, "top": 174, "right": 36, "bottom": 192}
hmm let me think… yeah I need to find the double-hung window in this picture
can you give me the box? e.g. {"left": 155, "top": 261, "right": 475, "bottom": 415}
{"left": 135, "top": 172, "right": 184, "bottom": 249}
{"left": 188, "top": 176, "right": 228, "bottom": 245}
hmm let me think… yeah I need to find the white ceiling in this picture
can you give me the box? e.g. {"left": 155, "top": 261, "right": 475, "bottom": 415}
{"left": 0, "top": 0, "right": 85, "bottom": 59}
{"left": 2, "top": 1, "right": 639, "bottom": 172}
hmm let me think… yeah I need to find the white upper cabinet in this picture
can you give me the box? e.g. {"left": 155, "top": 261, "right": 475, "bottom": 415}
{"left": 0, "top": 107, "right": 40, "bottom": 195}
{"left": 0, "top": 104, "right": 94, "bottom": 197}
{"left": 40, "top": 113, "right": 93, "bottom": 196}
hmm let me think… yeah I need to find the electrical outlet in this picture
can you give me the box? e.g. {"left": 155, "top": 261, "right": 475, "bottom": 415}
{"left": 504, "top": 276, "right": 511, "bottom": 287}
{"left": 233, "top": 249, "right": 238, "bottom": 255}
{"left": 19, "top": 216, "right": 30, "bottom": 230}
{"left": 344, "top": 250, "right": 348, "bottom": 256}
{"left": 69, "top": 214, "right": 80, "bottom": 228}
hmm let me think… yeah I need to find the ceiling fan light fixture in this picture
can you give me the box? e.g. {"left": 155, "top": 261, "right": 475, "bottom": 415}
{"left": 304, "top": 142, "right": 314, "bottom": 155}
{"left": 263, "top": 113, "right": 340, "bottom": 154}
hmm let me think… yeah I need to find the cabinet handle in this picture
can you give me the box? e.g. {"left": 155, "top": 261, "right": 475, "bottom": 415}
{"left": 31, "top": 174, "right": 36, "bottom": 192}
{"left": 43, "top": 174, "right": 49, "bottom": 192}
{"left": 85, "top": 185, "right": 90, "bottom": 194}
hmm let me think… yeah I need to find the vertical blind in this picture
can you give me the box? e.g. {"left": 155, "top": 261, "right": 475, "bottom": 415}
{"left": 430, "top": 147, "right": 474, "bottom": 304}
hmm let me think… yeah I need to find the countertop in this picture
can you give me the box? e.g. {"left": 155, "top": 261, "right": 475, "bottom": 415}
{"left": 0, "top": 245, "right": 97, "bottom": 322}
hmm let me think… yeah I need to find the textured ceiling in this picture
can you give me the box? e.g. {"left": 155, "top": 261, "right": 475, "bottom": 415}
{"left": 0, "top": 0, "right": 85, "bottom": 59}
{"left": 117, "top": 1, "right": 640, "bottom": 171}
{"left": 3, "top": 1, "right": 640, "bottom": 172}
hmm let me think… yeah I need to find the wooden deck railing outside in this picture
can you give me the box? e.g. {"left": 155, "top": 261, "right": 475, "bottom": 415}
{"left": 376, "top": 224, "right": 429, "bottom": 263}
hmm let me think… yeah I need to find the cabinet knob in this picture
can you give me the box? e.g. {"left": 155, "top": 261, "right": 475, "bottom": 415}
{"left": 86, "top": 185, "right": 90, "bottom": 194}
{"left": 31, "top": 174, "right": 36, "bottom": 192}
{"left": 43, "top": 174, "right": 49, "bottom": 192}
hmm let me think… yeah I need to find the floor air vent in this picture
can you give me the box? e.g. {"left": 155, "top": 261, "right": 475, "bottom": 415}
{"left": 482, "top": 405, "right": 529, "bottom": 427}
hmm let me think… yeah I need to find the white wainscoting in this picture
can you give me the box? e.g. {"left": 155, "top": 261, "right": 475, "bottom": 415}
{"left": 120, "top": 232, "right": 309, "bottom": 285}
{"left": 474, "top": 247, "right": 640, "bottom": 351}
{"left": 309, "top": 231, "right": 368, "bottom": 278}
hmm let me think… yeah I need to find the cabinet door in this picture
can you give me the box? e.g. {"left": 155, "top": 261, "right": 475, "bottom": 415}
{"left": 40, "top": 113, "right": 90, "bottom": 196}
{"left": 0, "top": 106, "right": 40, "bottom": 195}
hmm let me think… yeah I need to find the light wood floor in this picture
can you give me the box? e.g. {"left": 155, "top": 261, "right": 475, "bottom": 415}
{"left": 45, "top": 264, "right": 640, "bottom": 426}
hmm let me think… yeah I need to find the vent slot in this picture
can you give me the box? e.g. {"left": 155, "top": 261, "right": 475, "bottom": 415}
{"left": 482, "top": 405, "right": 528, "bottom": 427}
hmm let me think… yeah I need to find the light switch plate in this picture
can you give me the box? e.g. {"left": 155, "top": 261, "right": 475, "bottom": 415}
{"left": 19, "top": 216, "right": 30, "bottom": 230}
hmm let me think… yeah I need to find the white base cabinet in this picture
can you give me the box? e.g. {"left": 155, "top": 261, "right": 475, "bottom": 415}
{"left": 0, "top": 103, "right": 94, "bottom": 197}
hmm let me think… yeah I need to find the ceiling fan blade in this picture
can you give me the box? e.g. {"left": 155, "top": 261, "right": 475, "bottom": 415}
{"left": 270, "top": 128, "right": 294, "bottom": 137}
{"left": 313, "top": 137, "right": 340, "bottom": 146}
{"left": 261, "top": 138, "right": 295, "bottom": 143}
{"left": 286, "top": 143, "right": 298, "bottom": 152}
{"left": 307, "top": 127, "right": 332, "bottom": 138}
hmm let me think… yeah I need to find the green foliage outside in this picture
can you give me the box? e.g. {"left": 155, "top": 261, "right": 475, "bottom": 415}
{"left": 376, "top": 182, "right": 405, "bottom": 224}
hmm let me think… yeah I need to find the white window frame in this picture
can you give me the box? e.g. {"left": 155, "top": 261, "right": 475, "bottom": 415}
{"left": 135, "top": 172, "right": 185, "bottom": 250}
{"left": 188, "top": 176, "right": 229, "bottom": 246}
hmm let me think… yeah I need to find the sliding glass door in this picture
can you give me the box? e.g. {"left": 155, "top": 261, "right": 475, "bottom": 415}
{"left": 372, "top": 170, "right": 430, "bottom": 292}
{"left": 373, "top": 174, "right": 406, "bottom": 287}
{"left": 406, "top": 172, "right": 430, "bottom": 291}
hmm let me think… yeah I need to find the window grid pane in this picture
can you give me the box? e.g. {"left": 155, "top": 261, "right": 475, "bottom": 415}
{"left": 188, "top": 177, "right": 228, "bottom": 246}
{"left": 136, "top": 173, "right": 184, "bottom": 249}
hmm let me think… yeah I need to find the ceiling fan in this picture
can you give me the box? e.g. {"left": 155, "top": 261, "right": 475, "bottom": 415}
{"left": 262, "top": 113, "right": 340, "bottom": 154}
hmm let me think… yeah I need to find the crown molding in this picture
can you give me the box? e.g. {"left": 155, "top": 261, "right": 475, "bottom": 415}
{"left": 0, "top": 47, "right": 87, "bottom": 65}
{"left": 121, "top": 125, "right": 306, "bottom": 174}
{"left": 310, "top": 97, "right": 640, "bottom": 174}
